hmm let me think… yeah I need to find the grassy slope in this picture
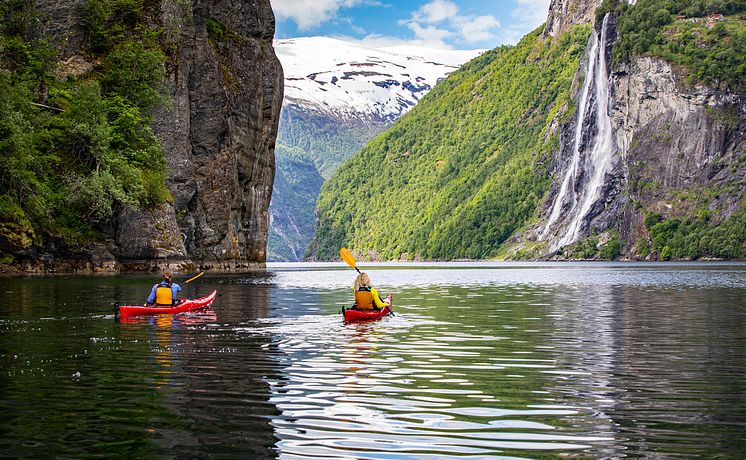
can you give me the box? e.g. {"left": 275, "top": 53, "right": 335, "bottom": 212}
{"left": 308, "top": 26, "right": 591, "bottom": 260}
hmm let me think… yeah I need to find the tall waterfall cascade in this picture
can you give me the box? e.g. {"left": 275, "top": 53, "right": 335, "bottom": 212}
{"left": 540, "top": 13, "right": 616, "bottom": 249}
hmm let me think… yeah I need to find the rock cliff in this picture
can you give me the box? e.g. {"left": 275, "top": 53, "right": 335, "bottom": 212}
{"left": 542, "top": 0, "right": 601, "bottom": 38}
{"left": 21, "top": 0, "right": 283, "bottom": 272}
{"left": 608, "top": 56, "right": 744, "bottom": 250}
{"left": 149, "top": 1, "right": 283, "bottom": 271}
{"left": 523, "top": 0, "right": 746, "bottom": 259}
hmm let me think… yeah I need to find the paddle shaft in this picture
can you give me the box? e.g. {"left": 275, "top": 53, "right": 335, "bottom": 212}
{"left": 184, "top": 271, "right": 205, "bottom": 284}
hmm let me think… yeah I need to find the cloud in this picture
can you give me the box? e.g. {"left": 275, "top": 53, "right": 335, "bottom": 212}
{"left": 412, "top": 0, "right": 459, "bottom": 24}
{"left": 453, "top": 14, "right": 501, "bottom": 43}
{"left": 401, "top": 0, "right": 501, "bottom": 47}
{"left": 512, "top": 0, "right": 551, "bottom": 27}
{"left": 272, "top": 0, "right": 368, "bottom": 30}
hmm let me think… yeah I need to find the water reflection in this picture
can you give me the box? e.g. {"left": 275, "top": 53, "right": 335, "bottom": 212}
{"left": 251, "top": 286, "right": 615, "bottom": 458}
{"left": 1, "top": 265, "right": 745, "bottom": 458}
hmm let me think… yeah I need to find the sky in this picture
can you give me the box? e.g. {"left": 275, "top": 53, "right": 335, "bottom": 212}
{"left": 270, "top": 0, "right": 552, "bottom": 50}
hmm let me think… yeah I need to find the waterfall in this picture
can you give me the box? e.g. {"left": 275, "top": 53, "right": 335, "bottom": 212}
{"left": 540, "top": 13, "right": 615, "bottom": 249}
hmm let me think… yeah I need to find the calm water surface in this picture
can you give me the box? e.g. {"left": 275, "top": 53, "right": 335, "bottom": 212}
{"left": 1, "top": 262, "right": 745, "bottom": 458}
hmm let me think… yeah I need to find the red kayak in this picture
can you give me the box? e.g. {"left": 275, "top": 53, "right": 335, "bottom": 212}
{"left": 343, "top": 293, "right": 393, "bottom": 323}
{"left": 116, "top": 290, "right": 217, "bottom": 319}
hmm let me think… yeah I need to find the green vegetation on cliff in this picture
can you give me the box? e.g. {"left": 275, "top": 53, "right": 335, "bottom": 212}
{"left": 308, "top": 26, "right": 591, "bottom": 260}
{"left": 0, "top": 0, "right": 170, "bottom": 257}
{"left": 599, "top": 0, "right": 746, "bottom": 88}
{"left": 268, "top": 107, "right": 389, "bottom": 261}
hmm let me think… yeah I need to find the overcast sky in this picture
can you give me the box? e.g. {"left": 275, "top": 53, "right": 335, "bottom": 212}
{"left": 271, "top": 0, "right": 552, "bottom": 49}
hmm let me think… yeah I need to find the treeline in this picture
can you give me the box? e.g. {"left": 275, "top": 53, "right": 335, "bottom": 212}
{"left": 0, "top": 0, "right": 172, "bottom": 259}
{"left": 308, "top": 26, "right": 592, "bottom": 260}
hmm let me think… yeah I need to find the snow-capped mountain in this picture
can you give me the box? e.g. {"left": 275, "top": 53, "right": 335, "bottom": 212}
{"left": 275, "top": 37, "right": 482, "bottom": 122}
{"left": 269, "top": 37, "right": 482, "bottom": 261}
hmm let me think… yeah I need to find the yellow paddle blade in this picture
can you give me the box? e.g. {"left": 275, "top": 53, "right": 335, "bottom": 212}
{"left": 184, "top": 271, "right": 205, "bottom": 284}
{"left": 339, "top": 247, "right": 357, "bottom": 269}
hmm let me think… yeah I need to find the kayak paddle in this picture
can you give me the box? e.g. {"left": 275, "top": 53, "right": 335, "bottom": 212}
{"left": 184, "top": 271, "right": 205, "bottom": 284}
{"left": 340, "top": 247, "right": 360, "bottom": 273}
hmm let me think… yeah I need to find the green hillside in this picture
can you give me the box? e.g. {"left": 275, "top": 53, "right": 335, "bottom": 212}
{"left": 601, "top": 0, "right": 746, "bottom": 89}
{"left": 268, "top": 108, "right": 387, "bottom": 261}
{"left": 307, "top": 26, "right": 591, "bottom": 260}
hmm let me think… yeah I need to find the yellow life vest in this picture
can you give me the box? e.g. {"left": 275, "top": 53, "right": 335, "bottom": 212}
{"left": 155, "top": 283, "right": 174, "bottom": 306}
{"left": 354, "top": 287, "right": 375, "bottom": 310}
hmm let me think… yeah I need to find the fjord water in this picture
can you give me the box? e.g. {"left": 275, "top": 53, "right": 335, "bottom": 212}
{"left": 1, "top": 263, "right": 745, "bottom": 458}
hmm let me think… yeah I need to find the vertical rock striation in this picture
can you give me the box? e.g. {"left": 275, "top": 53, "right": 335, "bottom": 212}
{"left": 609, "top": 57, "right": 745, "bottom": 246}
{"left": 149, "top": 1, "right": 283, "bottom": 270}
{"left": 542, "top": 0, "right": 601, "bottom": 38}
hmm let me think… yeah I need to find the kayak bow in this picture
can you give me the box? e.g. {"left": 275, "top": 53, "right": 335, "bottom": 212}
{"left": 116, "top": 290, "right": 217, "bottom": 319}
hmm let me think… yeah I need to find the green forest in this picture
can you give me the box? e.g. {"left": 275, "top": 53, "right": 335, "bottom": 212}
{"left": 0, "top": 0, "right": 172, "bottom": 260}
{"left": 308, "top": 25, "right": 592, "bottom": 260}
{"left": 309, "top": 0, "right": 746, "bottom": 261}
{"left": 601, "top": 0, "right": 746, "bottom": 88}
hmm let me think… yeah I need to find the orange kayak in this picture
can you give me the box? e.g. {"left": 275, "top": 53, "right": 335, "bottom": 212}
{"left": 343, "top": 293, "right": 393, "bottom": 323}
{"left": 116, "top": 290, "right": 217, "bottom": 319}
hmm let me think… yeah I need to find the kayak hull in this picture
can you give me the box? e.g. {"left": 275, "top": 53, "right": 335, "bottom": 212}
{"left": 343, "top": 294, "right": 393, "bottom": 323}
{"left": 116, "top": 290, "right": 217, "bottom": 318}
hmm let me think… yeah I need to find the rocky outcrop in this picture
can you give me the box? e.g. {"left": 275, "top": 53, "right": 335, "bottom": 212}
{"left": 542, "top": 0, "right": 601, "bottom": 38}
{"left": 609, "top": 57, "right": 745, "bottom": 244}
{"left": 22, "top": 0, "right": 283, "bottom": 272}
{"left": 516, "top": 2, "right": 745, "bottom": 259}
{"left": 149, "top": 1, "right": 283, "bottom": 271}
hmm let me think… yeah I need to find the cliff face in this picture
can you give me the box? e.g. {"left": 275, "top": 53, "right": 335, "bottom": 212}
{"left": 26, "top": 0, "right": 283, "bottom": 272}
{"left": 148, "top": 1, "right": 283, "bottom": 270}
{"left": 609, "top": 56, "right": 745, "bottom": 246}
{"left": 526, "top": 1, "right": 746, "bottom": 259}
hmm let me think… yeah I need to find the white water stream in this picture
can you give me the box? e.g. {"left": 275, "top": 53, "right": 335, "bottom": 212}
{"left": 541, "top": 14, "right": 615, "bottom": 249}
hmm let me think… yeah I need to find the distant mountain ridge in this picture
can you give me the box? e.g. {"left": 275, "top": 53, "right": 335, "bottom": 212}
{"left": 268, "top": 38, "right": 481, "bottom": 261}
{"left": 276, "top": 37, "right": 481, "bottom": 123}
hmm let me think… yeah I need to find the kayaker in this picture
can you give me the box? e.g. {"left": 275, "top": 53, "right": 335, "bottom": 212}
{"left": 352, "top": 272, "right": 390, "bottom": 310}
{"left": 145, "top": 270, "right": 182, "bottom": 307}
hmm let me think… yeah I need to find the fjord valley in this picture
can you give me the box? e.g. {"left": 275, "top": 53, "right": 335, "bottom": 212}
{"left": 0, "top": 0, "right": 282, "bottom": 273}
{"left": 309, "top": 0, "right": 746, "bottom": 262}
{"left": 269, "top": 38, "right": 479, "bottom": 261}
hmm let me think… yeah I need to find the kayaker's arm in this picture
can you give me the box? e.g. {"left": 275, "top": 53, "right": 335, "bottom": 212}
{"left": 145, "top": 285, "right": 158, "bottom": 304}
{"left": 371, "top": 287, "right": 389, "bottom": 309}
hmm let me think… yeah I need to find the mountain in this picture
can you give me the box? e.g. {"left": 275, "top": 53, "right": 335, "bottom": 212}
{"left": 269, "top": 37, "right": 481, "bottom": 261}
{"left": 0, "top": 0, "right": 282, "bottom": 272}
{"left": 277, "top": 37, "right": 481, "bottom": 125}
{"left": 309, "top": 0, "right": 746, "bottom": 262}
{"left": 307, "top": 26, "right": 591, "bottom": 260}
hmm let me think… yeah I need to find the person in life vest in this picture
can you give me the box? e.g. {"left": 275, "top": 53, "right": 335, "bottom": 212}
{"left": 145, "top": 270, "right": 182, "bottom": 307}
{"left": 352, "top": 272, "right": 390, "bottom": 310}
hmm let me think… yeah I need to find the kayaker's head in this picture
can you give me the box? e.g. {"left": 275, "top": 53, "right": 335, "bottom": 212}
{"left": 354, "top": 272, "right": 371, "bottom": 291}
{"left": 162, "top": 269, "right": 173, "bottom": 283}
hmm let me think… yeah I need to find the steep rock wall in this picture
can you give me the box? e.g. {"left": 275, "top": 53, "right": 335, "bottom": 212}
{"left": 148, "top": 1, "right": 283, "bottom": 271}
{"left": 610, "top": 57, "right": 745, "bottom": 246}
{"left": 525, "top": 3, "right": 745, "bottom": 259}
{"left": 543, "top": 0, "right": 601, "bottom": 38}
{"left": 25, "top": 0, "right": 283, "bottom": 272}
